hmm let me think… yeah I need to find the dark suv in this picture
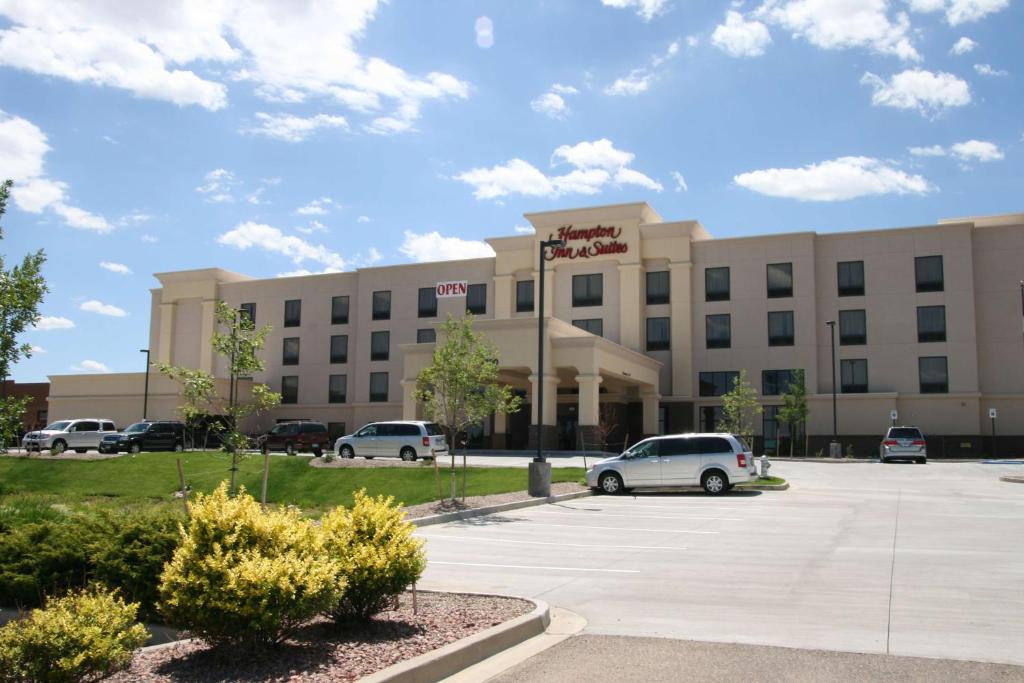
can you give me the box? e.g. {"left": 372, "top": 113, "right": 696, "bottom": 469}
{"left": 260, "top": 421, "right": 330, "bottom": 456}
{"left": 101, "top": 421, "right": 185, "bottom": 454}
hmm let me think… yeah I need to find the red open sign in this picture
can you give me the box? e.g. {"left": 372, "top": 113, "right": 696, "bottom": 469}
{"left": 436, "top": 281, "right": 468, "bottom": 298}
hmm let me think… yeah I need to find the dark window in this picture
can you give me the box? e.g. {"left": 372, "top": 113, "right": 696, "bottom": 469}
{"left": 331, "top": 296, "right": 349, "bottom": 325}
{"left": 646, "top": 271, "right": 670, "bottom": 305}
{"left": 573, "top": 318, "right": 603, "bottom": 336}
{"left": 327, "top": 422, "right": 347, "bottom": 441}
{"left": 239, "top": 303, "right": 256, "bottom": 326}
{"left": 281, "top": 376, "right": 298, "bottom": 404}
{"left": 372, "top": 290, "right": 391, "bottom": 320}
{"left": 692, "top": 436, "right": 732, "bottom": 454}
{"left": 467, "top": 284, "right": 487, "bottom": 314}
{"left": 371, "top": 331, "right": 389, "bottom": 361}
{"left": 102, "top": 421, "right": 115, "bottom": 431}
{"left": 698, "top": 371, "right": 739, "bottom": 397}
{"left": 919, "top": 356, "right": 948, "bottom": 393}
{"left": 915, "top": 255, "right": 944, "bottom": 293}
{"left": 763, "top": 405, "right": 781, "bottom": 448}
{"left": 705, "top": 267, "right": 730, "bottom": 302}
{"left": 646, "top": 317, "right": 670, "bottom": 351}
{"left": 417, "top": 328, "right": 436, "bottom": 343}
{"left": 572, "top": 274, "right": 603, "bottom": 307}
{"left": 768, "top": 311, "right": 794, "bottom": 346}
{"left": 282, "top": 337, "right": 300, "bottom": 365}
{"left": 369, "top": 372, "right": 389, "bottom": 402}
{"left": 840, "top": 359, "right": 868, "bottom": 394}
{"left": 330, "top": 335, "right": 348, "bottom": 364}
{"left": 839, "top": 309, "right": 867, "bottom": 345}
{"left": 425, "top": 423, "right": 444, "bottom": 436}
{"left": 767, "top": 263, "right": 793, "bottom": 298}
{"left": 762, "top": 369, "right": 798, "bottom": 396}
{"left": 418, "top": 287, "right": 437, "bottom": 318}
{"left": 300, "top": 422, "right": 326, "bottom": 434}
{"left": 706, "top": 314, "right": 731, "bottom": 349}
{"left": 627, "top": 439, "right": 660, "bottom": 458}
{"left": 658, "top": 438, "right": 694, "bottom": 456}
{"left": 76, "top": 421, "right": 99, "bottom": 432}
{"left": 284, "top": 299, "right": 301, "bottom": 327}
{"left": 917, "top": 305, "right": 946, "bottom": 343}
{"left": 837, "top": 261, "right": 864, "bottom": 297}
{"left": 888, "top": 427, "right": 923, "bottom": 440}
{"left": 329, "top": 375, "right": 347, "bottom": 403}
{"left": 516, "top": 280, "right": 534, "bottom": 312}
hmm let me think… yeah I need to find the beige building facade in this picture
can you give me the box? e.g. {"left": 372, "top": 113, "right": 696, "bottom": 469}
{"left": 48, "top": 203, "right": 1024, "bottom": 455}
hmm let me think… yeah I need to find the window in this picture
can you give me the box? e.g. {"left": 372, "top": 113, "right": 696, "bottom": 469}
{"left": 372, "top": 290, "right": 391, "bottom": 320}
{"left": 331, "top": 296, "right": 349, "bottom": 325}
{"left": 330, "top": 335, "right": 348, "bottom": 364}
{"left": 700, "top": 406, "right": 725, "bottom": 432}
{"left": 282, "top": 337, "right": 300, "bottom": 365}
{"left": 837, "top": 261, "right": 864, "bottom": 297}
{"left": 706, "top": 314, "right": 731, "bottom": 349}
{"left": 840, "top": 359, "right": 868, "bottom": 393}
{"left": 767, "top": 262, "right": 793, "bottom": 298}
{"left": 284, "top": 299, "right": 301, "bottom": 327}
{"left": 369, "top": 372, "right": 389, "bottom": 402}
{"left": 328, "top": 375, "right": 347, "bottom": 403}
{"left": 915, "top": 255, "right": 944, "bottom": 293}
{"left": 919, "top": 356, "right": 948, "bottom": 393}
{"left": 516, "top": 280, "right": 534, "bottom": 312}
{"left": 646, "top": 317, "right": 670, "bottom": 351}
{"left": 418, "top": 287, "right": 437, "bottom": 318}
{"left": 572, "top": 274, "right": 603, "bottom": 307}
{"left": 699, "top": 371, "right": 738, "bottom": 397}
{"left": 281, "top": 376, "right": 298, "bottom": 404}
{"left": 75, "top": 421, "right": 99, "bottom": 432}
{"left": 917, "top": 305, "right": 946, "bottom": 343}
{"left": 239, "top": 303, "right": 256, "bottom": 325}
{"left": 692, "top": 436, "right": 733, "bottom": 454}
{"left": 467, "top": 283, "right": 487, "bottom": 314}
{"left": 839, "top": 309, "right": 867, "bottom": 345}
{"left": 762, "top": 369, "right": 798, "bottom": 396}
{"left": 417, "top": 328, "right": 436, "bottom": 343}
{"left": 573, "top": 318, "right": 603, "bottom": 337}
{"left": 705, "top": 267, "right": 730, "bottom": 302}
{"left": 370, "top": 330, "right": 389, "bottom": 361}
{"left": 763, "top": 405, "right": 781, "bottom": 451}
{"left": 646, "top": 271, "right": 670, "bottom": 305}
{"left": 659, "top": 438, "right": 693, "bottom": 456}
{"left": 102, "top": 421, "right": 115, "bottom": 431}
{"left": 768, "top": 311, "right": 794, "bottom": 346}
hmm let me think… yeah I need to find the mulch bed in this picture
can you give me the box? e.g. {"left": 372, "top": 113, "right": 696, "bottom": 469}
{"left": 0, "top": 450, "right": 122, "bottom": 461}
{"left": 105, "top": 592, "right": 532, "bottom": 683}
{"left": 308, "top": 456, "right": 422, "bottom": 469}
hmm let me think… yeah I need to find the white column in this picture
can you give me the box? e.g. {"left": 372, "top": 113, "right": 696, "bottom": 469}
{"left": 400, "top": 380, "right": 418, "bottom": 420}
{"left": 528, "top": 373, "right": 559, "bottom": 425}
{"left": 493, "top": 409, "right": 507, "bottom": 434}
{"left": 493, "top": 274, "right": 514, "bottom": 319}
{"left": 576, "top": 374, "right": 603, "bottom": 426}
{"left": 642, "top": 391, "right": 661, "bottom": 435}
{"left": 669, "top": 261, "right": 693, "bottom": 398}
{"left": 157, "top": 302, "right": 176, "bottom": 364}
{"left": 617, "top": 263, "right": 644, "bottom": 351}
{"left": 199, "top": 299, "right": 216, "bottom": 374}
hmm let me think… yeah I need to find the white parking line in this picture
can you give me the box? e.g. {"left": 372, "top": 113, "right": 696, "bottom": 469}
{"left": 417, "top": 534, "right": 689, "bottom": 551}
{"left": 431, "top": 561, "right": 640, "bottom": 574}
{"left": 498, "top": 522, "right": 719, "bottom": 534}
{"left": 576, "top": 502, "right": 739, "bottom": 511}
{"left": 534, "top": 509, "right": 743, "bottom": 522}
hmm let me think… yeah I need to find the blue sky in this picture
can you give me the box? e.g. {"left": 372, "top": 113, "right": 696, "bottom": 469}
{"left": 1, "top": 0, "right": 1020, "bottom": 382}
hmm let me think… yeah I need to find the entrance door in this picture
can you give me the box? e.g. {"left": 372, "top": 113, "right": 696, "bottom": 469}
{"left": 557, "top": 415, "right": 578, "bottom": 450}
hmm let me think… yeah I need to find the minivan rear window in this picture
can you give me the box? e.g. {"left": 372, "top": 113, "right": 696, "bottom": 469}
{"left": 888, "top": 428, "right": 923, "bottom": 439}
{"left": 424, "top": 423, "right": 444, "bottom": 436}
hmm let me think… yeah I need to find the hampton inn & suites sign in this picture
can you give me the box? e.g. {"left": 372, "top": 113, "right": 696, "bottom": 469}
{"left": 544, "top": 225, "right": 629, "bottom": 260}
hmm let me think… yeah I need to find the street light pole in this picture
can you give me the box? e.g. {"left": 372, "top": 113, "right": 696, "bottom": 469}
{"left": 529, "top": 237, "right": 565, "bottom": 497}
{"left": 825, "top": 321, "right": 839, "bottom": 458}
{"left": 139, "top": 349, "right": 150, "bottom": 420}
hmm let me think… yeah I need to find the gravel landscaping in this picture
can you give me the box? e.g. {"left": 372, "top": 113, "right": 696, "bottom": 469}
{"left": 104, "top": 591, "right": 533, "bottom": 683}
{"left": 403, "top": 481, "right": 587, "bottom": 519}
{"left": 0, "top": 450, "right": 122, "bottom": 461}
{"left": 308, "top": 456, "right": 423, "bottom": 469}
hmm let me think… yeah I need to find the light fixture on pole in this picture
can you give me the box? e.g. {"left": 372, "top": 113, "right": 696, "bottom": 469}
{"left": 825, "top": 320, "right": 840, "bottom": 458}
{"left": 529, "top": 237, "right": 565, "bottom": 498}
{"left": 140, "top": 348, "right": 151, "bottom": 420}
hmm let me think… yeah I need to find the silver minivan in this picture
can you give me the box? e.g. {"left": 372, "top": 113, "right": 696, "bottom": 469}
{"left": 880, "top": 426, "right": 927, "bottom": 463}
{"left": 335, "top": 421, "right": 448, "bottom": 461}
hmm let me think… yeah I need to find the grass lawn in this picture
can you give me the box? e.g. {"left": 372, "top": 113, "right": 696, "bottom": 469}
{"left": 736, "top": 476, "right": 787, "bottom": 486}
{"left": 0, "top": 452, "right": 585, "bottom": 513}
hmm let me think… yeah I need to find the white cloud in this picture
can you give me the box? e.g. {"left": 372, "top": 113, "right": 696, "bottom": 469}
{"left": 550, "top": 83, "right": 579, "bottom": 95}
{"left": 32, "top": 316, "right": 74, "bottom": 331}
{"left": 906, "top": 0, "right": 946, "bottom": 11}
{"left": 758, "top": 0, "right": 920, "bottom": 61}
{"left": 29, "top": 345, "right": 45, "bottom": 354}
{"left": 357, "top": 215, "right": 370, "bottom": 223}
{"left": 99, "top": 261, "right": 132, "bottom": 275}
{"left": 974, "top": 63, "right": 1008, "bottom": 77}
{"left": 860, "top": 69, "right": 970, "bottom": 116}
{"left": 552, "top": 139, "right": 635, "bottom": 170}
{"left": 195, "top": 168, "right": 238, "bottom": 203}
{"left": 671, "top": 170, "right": 689, "bottom": 191}
{"left": 909, "top": 144, "right": 947, "bottom": 156}
{"left": 712, "top": 11, "right": 772, "bottom": 58}
{"left": 400, "top": 231, "right": 496, "bottom": 263}
{"left": 117, "top": 211, "right": 152, "bottom": 226}
{"left": 295, "top": 220, "right": 327, "bottom": 235}
{"left": 600, "top": 0, "right": 670, "bottom": 21}
{"left": 531, "top": 92, "right": 570, "bottom": 119}
{"left": 141, "top": 234, "right": 159, "bottom": 243}
{"left": 514, "top": 225, "right": 535, "bottom": 234}
{"left": 614, "top": 167, "right": 664, "bottom": 191}
{"left": 950, "top": 36, "right": 977, "bottom": 55}
{"left": 946, "top": 0, "right": 1009, "bottom": 24}
{"left": 218, "top": 221, "right": 346, "bottom": 270}
{"left": 242, "top": 112, "right": 349, "bottom": 142}
{"left": 475, "top": 16, "right": 494, "bottom": 48}
{"left": 604, "top": 70, "right": 653, "bottom": 96}
{"left": 80, "top": 299, "right": 128, "bottom": 317}
{"left": 456, "top": 159, "right": 556, "bottom": 200}
{"left": 734, "top": 156, "right": 931, "bottom": 201}
{"left": 296, "top": 197, "right": 335, "bottom": 215}
{"left": 0, "top": 110, "right": 110, "bottom": 231}
{"left": 72, "top": 360, "right": 111, "bottom": 374}
{"left": 949, "top": 139, "right": 1003, "bottom": 162}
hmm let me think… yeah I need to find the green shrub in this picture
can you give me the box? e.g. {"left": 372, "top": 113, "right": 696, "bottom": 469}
{"left": 158, "top": 483, "right": 343, "bottom": 648}
{"left": 0, "top": 588, "right": 147, "bottom": 683}
{"left": 0, "top": 517, "right": 93, "bottom": 609}
{"left": 321, "top": 490, "right": 426, "bottom": 622}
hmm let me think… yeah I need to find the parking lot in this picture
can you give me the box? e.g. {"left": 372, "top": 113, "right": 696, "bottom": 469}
{"left": 417, "top": 460, "right": 1024, "bottom": 666}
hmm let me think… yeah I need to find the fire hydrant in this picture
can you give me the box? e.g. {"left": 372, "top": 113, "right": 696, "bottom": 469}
{"left": 759, "top": 455, "right": 771, "bottom": 478}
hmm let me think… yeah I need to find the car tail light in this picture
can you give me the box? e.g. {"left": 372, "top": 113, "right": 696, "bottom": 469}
{"left": 422, "top": 436, "right": 430, "bottom": 447}
{"left": 912, "top": 440, "right": 926, "bottom": 446}
{"left": 883, "top": 440, "right": 898, "bottom": 446}
{"left": 737, "top": 453, "right": 747, "bottom": 468}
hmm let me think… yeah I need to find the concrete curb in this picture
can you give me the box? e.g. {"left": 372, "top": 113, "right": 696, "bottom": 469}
{"left": 736, "top": 481, "right": 790, "bottom": 491}
{"left": 999, "top": 475, "right": 1024, "bottom": 484}
{"left": 412, "top": 490, "right": 594, "bottom": 527}
{"left": 359, "top": 595, "right": 550, "bottom": 683}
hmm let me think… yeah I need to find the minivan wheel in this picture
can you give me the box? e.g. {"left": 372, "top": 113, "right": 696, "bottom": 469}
{"left": 129, "top": 443, "right": 142, "bottom": 454}
{"left": 400, "top": 447, "right": 417, "bottom": 462}
{"left": 341, "top": 445, "right": 354, "bottom": 459}
{"left": 702, "top": 470, "right": 728, "bottom": 495}
{"left": 598, "top": 472, "right": 624, "bottom": 495}
{"left": 50, "top": 439, "right": 66, "bottom": 455}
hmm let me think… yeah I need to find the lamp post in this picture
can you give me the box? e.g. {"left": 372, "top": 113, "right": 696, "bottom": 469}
{"left": 529, "top": 237, "right": 565, "bottom": 498}
{"left": 825, "top": 321, "right": 839, "bottom": 458}
{"left": 140, "top": 349, "right": 150, "bottom": 420}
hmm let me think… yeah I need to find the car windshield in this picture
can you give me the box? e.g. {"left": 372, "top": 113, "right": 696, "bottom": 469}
{"left": 43, "top": 421, "right": 72, "bottom": 431}
{"left": 123, "top": 423, "right": 149, "bottom": 433}
{"left": 424, "top": 423, "right": 444, "bottom": 436}
{"left": 889, "top": 428, "right": 923, "bottom": 439}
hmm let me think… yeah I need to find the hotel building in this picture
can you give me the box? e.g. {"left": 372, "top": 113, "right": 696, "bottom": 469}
{"left": 48, "top": 203, "right": 1024, "bottom": 455}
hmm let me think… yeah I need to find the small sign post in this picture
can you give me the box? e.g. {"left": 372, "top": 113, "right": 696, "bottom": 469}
{"left": 989, "top": 408, "right": 998, "bottom": 459}
{"left": 890, "top": 409, "right": 898, "bottom": 427}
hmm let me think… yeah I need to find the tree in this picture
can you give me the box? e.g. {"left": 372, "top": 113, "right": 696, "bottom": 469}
{"left": 154, "top": 364, "right": 219, "bottom": 450}
{"left": 716, "top": 369, "right": 762, "bottom": 450}
{"left": 0, "top": 180, "right": 48, "bottom": 452}
{"left": 414, "top": 314, "right": 522, "bottom": 500}
{"left": 777, "top": 369, "right": 809, "bottom": 457}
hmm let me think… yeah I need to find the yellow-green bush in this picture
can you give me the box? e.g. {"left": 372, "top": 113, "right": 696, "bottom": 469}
{"left": 157, "top": 483, "right": 343, "bottom": 648}
{"left": 321, "top": 490, "right": 426, "bottom": 621}
{"left": 0, "top": 588, "right": 147, "bottom": 683}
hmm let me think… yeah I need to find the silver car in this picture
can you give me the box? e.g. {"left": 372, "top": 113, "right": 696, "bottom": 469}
{"left": 880, "top": 426, "right": 927, "bottom": 463}
{"left": 335, "top": 421, "right": 448, "bottom": 461}
{"left": 22, "top": 418, "right": 117, "bottom": 454}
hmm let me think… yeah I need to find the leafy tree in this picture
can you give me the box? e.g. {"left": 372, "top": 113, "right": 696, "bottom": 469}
{"left": 777, "top": 369, "right": 809, "bottom": 457}
{"left": 154, "top": 364, "right": 219, "bottom": 450}
{"left": 0, "top": 180, "right": 48, "bottom": 451}
{"left": 716, "top": 369, "right": 762, "bottom": 449}
{"left": 415, "top": 314, "right": 521, "bottom": 500}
